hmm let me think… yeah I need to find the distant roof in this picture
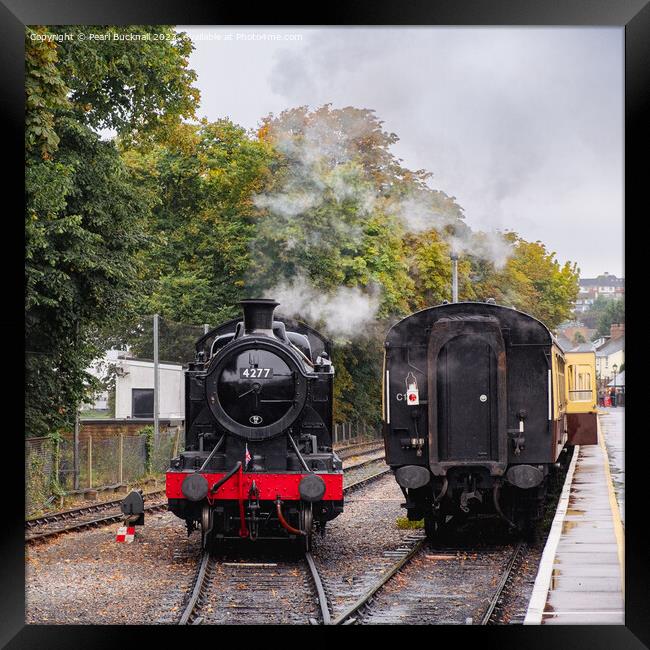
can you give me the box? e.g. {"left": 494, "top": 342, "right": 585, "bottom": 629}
{"left": 555, "top": 334, "right": 574, "bottom": 352}
{"left": 596, "top": 336, "right": 625, "bottom": 356}
{"left": 555, "top": 335, "right": 596, "bottom": 353}
{"left": 572, "top": 342, "right": 597, "bottom": 353}
{"left": 580, "top": 274, "right": 624, "bottom": 288}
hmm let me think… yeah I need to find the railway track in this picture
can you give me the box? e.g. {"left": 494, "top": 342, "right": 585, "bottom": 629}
{"left": 25, "top": 500, "right": 169, "bottom": 544}
{"left": 335, "top": 440, "right": 383, "bottom": 460}
{"left": 178, "top": 549, "right": 330, "bottom": 625}
{"left": 25, "top": 448, "right": 389, "bottom": 545}
{"left": 177, "top": 465, "right": 390, "bottom": 625}
{"left": 330, "top": 534, "right": 427, "bottom": 625}
{"left": 480, "top": 542, "right": 525, "bottom": 624}
{"left": 331, "top": 539, "right": 526, "bottom": 625}
{"left": 25, "top": 490, "right": 166, "bottom": 530}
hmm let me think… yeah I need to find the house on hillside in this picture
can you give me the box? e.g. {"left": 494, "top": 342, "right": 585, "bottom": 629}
{"left": 595, "top": 327, "right": 625, "bottom": 385}
{"left": 579, "top": 272, "right": 625, "bottom": 299}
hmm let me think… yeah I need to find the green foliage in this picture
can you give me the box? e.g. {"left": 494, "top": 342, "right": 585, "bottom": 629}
{"left": 25, "top": 28, "right": 70, "bottom": 159}
{"left": 139, "top": 425, "right": 155, "bottom": 476}
{"left": 468, "top": 233, "right": 580, "bottom": 330}
{"left": 25, "top": 119, "right": 151, "bottom": 437}
{"left": 595, "top": 296, "right": 625, "bottom": 337}
{"left": 396, "top": 517, "right": 424, "bottom": 530}
{"left": 25, "top": 25, "right": 199, "bottom": 438}
{"left": 573, "top": 331, "right": 586, "bottom": 344}
{"left": 121, "top": 120, "right": 275, "bottom": 328}
{"left": 47, "top": 25, "right": 199, "bottom": 147}
{"left": 583, "top": 294, "right": 624, "bottom": 334}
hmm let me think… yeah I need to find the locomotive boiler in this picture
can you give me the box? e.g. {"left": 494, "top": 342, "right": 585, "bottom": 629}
{"left": 166, "top": 299, "right": 343, "bottom": 550}
{"left": 383, "top": 300, "right": 598, "bottom": 539}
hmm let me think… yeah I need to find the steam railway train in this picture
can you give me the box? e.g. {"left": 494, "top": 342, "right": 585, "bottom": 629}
{"left": 165, "top": 299, "right": 343, "bottom": 550}
{"left": 383, "top": 300, "right": 598, "bottom": 539}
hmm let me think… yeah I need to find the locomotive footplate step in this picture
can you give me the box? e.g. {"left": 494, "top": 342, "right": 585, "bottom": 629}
{"left": 525, "top": 409, "right": 625, "bottom": 624}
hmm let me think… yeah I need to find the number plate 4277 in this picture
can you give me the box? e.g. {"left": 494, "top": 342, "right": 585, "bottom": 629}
{"left": 240, "top": 368, "right": 273, "bottom": 378}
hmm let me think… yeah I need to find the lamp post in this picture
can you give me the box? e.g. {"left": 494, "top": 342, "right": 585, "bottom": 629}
{"left": 450, "top": 251, "right": 459, "bottom": 303}
{"left": 612, "top": 363, "right": 618, "bottom": 408}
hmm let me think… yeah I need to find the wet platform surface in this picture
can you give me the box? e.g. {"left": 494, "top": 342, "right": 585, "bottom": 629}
{"left": 526, "top": 410, "right": 625, "bottom": 625}
{"left": 601, "top": 408, "right": 624, "bottom": 525}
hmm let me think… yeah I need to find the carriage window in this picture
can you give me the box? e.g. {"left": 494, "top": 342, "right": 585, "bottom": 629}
{"left": 569, "top": 365, "right": 592, "bottom": 401}
{"left": 556, "top": 355, "right": 566, "bottom": 410}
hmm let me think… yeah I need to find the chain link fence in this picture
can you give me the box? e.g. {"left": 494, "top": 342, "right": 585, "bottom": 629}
{"left": 25, "top": 437, "right": 55, "bottom": 516}
{"left": 333, "top": 420, "right": 382, "bottom": 446}
{"left": 26, "top": 418, "right": 379, "bottom": 515}
{"left": 26, "top": 429, "right": 182, "bottom": 516}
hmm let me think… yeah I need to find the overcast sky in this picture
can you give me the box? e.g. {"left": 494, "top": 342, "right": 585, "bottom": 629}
{"left": 180, "top": 27, "right": 623, "bottom": 279}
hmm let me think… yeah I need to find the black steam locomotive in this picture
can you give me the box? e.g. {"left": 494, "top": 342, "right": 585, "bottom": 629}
{"left": 383, "top": 300, "right": 598, "bottom": 539}
{"left": 166, "top": 299, "right": 343, "bottom": 549}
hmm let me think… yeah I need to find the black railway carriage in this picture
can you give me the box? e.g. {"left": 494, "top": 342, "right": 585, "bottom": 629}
{"left": 383, "top": 300, "right": 597, "bottom": 538}
{"left": 166, "top": 299, "right": 343, "bottom": 549}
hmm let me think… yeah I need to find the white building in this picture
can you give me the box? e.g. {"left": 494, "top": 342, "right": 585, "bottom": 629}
{"left": 114, "top": 358, "right": 185, "bottom": 419}
{"left": 82, "top": 349, "right": 123, "bottom": 412}
{"left": 595, "top": 335, "right": 624, "bottom": 385}
{"left": 82, "top": 351, "right": 185, "bottom": 419}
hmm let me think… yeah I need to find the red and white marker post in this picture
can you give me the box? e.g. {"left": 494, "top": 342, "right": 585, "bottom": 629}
{"left": 115, "top": 526, "right": 136, "bottom": 543}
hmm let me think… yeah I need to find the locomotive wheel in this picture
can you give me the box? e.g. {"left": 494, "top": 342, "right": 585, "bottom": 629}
{"left": 298, "top": 502, "right": 314, "bottom": 552}
{"left": 201, "top": 503, "right": 213, "bottom": 550}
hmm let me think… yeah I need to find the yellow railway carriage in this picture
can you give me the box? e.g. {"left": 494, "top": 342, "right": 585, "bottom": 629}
{"left": 564, "top": 350, "right": 598, "bottom": 445}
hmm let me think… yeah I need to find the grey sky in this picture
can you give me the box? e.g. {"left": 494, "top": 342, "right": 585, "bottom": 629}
{"left": 180, "top": 27, "right": 623, "bottom": 278}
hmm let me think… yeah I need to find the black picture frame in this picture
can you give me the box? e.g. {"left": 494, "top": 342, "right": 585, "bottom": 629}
{"left": 7, "top": 0, "right": 645, "bottom": 647}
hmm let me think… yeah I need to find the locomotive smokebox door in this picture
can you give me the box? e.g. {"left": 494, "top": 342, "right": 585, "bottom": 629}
{"left": 120, "top": 490, "right": 145, "bottom": 526}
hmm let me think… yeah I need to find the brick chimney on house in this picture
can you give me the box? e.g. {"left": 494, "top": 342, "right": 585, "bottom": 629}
{"left": 610, "top": 323, "right": 625, "bottom": 340}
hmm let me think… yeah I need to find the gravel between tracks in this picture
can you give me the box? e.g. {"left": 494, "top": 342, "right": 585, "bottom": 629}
{"left": 26, "top": 511, "right": 201, "bottom": 624}
{"left": 25, "top": 469, "right": 547, "bottom": 625}
{"left": 311, "top": 472, "right": 414, "bottom": 619}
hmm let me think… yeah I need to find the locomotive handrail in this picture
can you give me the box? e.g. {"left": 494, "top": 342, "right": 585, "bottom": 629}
{"left": 287, "top": 432, "right": 313, "bottom": 473}
{"left": 209, "top": 461, "right": 242, "bottom": 495}
{"left": 198, "top": 434, "right": 225, "bottom": 473}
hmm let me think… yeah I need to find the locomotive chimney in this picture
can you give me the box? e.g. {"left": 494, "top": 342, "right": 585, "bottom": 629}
{"left": 240, "top": 298, "right": 279, "bottom": 335}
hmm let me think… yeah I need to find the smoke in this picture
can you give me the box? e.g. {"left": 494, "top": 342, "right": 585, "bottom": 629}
{"left": 387, "top": 195, "right": 460, "bottom": 233}
{"left": 448, "top": 231, "right": 513, "bottom": 269}
{"left": 387, "top": 192, "right": 513, "bottom": 268}
{"left": 267, "top": 275, "right": 381, "bottom": 338}
{"left": 250, "top": 108, "right": 514, "bottom": 330}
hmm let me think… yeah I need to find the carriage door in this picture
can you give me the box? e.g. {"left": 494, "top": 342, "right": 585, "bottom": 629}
{"left": 436, "top": 334, "right": 498, "bottom": 461}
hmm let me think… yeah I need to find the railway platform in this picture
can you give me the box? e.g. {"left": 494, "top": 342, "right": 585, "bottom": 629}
{"left": 525, "top": 408, "right": 625, "bottom": 624}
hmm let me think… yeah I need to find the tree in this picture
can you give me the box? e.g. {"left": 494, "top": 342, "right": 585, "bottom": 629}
{"left": 573, "top": 331, "right": 586, "bottom": 344}
{"left": 26, "top": 118, "right": 152, "bottom": 436}
{"left": 25, "top": 26, "right": 200, "bottom": 437}
{"left": 250, "top": 105, "right": 467, "bottom": 421}
{"left": 47, "top": 25, "right": 199, "bottom": 147}
{"left": 467, "top": 233, "right": 579, "bottom": 330}
{"left": 595, "top": 296, "right": 625, "bottom": 337}
{"left": 119, "top": 119, "right": 276, "bottom": 328}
